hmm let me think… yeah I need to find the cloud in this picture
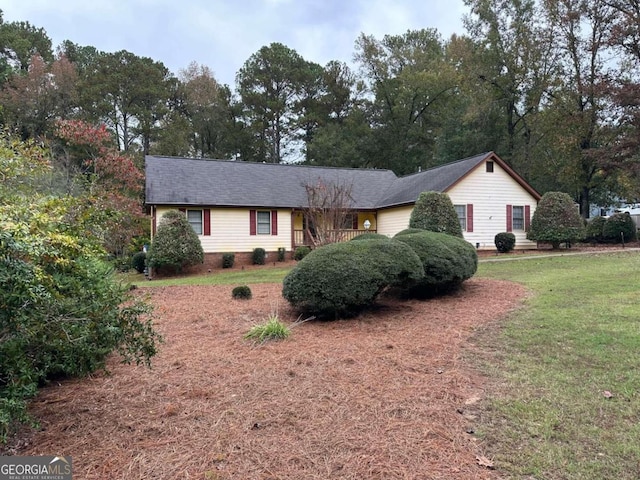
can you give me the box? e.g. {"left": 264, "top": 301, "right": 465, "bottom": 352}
{"left": 1, "top": 0, "right": 468, "bottom": 87}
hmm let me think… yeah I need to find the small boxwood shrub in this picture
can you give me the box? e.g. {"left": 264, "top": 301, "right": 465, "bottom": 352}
{"left": 494, "top": 232, "right": 516, "bottom": 253}
{"left": 585, "top": 216, "right": 606, "bottom": 243}
{"left": 131, "top": 251, "right": 147, "bottom": 273}
{"left": 283, "top": 238, "right": 423, "bottom": 318}
{"left": 602, "top": 212, "right": 637, "bottom": 243}
{"left": 277, "top": 247, "right": 287, "bottom": 262}
{"left": 351, "top": 232, "right": 388, "bottom": 241}
{"left": 252, "top": 247, "right": 266, "bottom": 265}
{"left": 394, "top": 231, "right": 478, "bottom": 298}
{"left": 232, "top": 285, "right": 252, "bottom": 299}
{"left": 222, "top": 252, "right": 235, "bottom": 268}
{"left": 293, "top": 246, "right": 311, "bottom": 261}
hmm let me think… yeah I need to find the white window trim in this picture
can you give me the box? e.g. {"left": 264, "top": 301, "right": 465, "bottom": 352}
{"left": 187, "top": 209, "right": 203, "bottom": 235}
{"left": 256, "top": 210, "right": 271, "bottom": 235}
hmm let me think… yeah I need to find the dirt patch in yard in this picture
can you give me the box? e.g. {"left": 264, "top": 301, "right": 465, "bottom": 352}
{"left": 7, "top": 278, "right": 525, "bottom": 479}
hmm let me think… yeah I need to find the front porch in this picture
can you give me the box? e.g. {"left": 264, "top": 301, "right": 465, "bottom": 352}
{"left": 293, "top": 229, "right": 378, "bottom": 247}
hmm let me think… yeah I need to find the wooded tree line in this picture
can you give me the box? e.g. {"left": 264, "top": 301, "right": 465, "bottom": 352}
{"left": 2, "top": 0, "right": 640, "bottom": 217}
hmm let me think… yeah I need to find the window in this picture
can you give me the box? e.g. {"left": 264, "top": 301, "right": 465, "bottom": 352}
{"left": 486, "top": 161, "right": 494, "bottom": 172}
{"left": 454, "top": 205, "right": 467, "bottom": 231}
{"left": 257, "top": 211, "right": 271, "bottom": 234}
{"left": 187, "top": 209, "right": 203, "bottom": 235}
{"left": 512, "top": 206, "right": 524, "bottom": 230}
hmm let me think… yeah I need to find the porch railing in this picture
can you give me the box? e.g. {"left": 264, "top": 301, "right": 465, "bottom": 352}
{"left": 293, "top": 229, "right": 378, "bottom": 247}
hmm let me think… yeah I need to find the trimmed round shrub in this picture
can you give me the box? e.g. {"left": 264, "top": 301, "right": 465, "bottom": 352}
{"left": 283, "top": 238, "right": 423, "bottom": 318}
{"left": 252, "top": 247, "right": 266, "bottom": 265}
{"left": 602, "top": 212, "right": 637, "bottom": 243}
{"left": 585, "top": 216, "right": 606, "bottom": 243}
{"left": 222, "top": 252, "right": 235, "bottom": 268}
{"left": 494, "top": 232, "right": 516, "bottom": 253}
{"left": 131, "top": 251, "right": 147, "bottom": 273}
{"left": 293, "top": 246, "right": 311, "bottom": 261}
{"left": 351, "top": 232, "right": 388, "bottom": 241}
{"left": 232, "top": 285, "right": 252, "bottom": 299}
{"left": 409, "top": 191, "right": 463, "bottom": 237}
{"left": 394, "top": 231, "right": 478, "bottom": 298}
{"left": 394, "top": 228, "right": 425, "bottom": 237}
{"left": 147, "top": 210, "right": 204, "bottom": 273}
{"left": 526, "top": 192, "right": 585, "bottom": 249}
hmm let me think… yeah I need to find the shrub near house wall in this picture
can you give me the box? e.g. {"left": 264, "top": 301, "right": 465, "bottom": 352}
{"left": 282, "top": 238, "right": 423, "bottom": 318}
{"left": 393, "top": 230, "right": 478, "bottom": 298}
{"left": 147, "top": 210, "right": 204, "bottom": 273}
{"left": 409, "top": 191, "right": 463, "bottom": 237}
{"left": 602, "top": 212, "right": 637, "bottom": 243}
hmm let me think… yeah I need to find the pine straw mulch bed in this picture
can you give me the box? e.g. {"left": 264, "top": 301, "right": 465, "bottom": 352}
{"left": 10, "top": 278, "right": 526, "bottom": 479}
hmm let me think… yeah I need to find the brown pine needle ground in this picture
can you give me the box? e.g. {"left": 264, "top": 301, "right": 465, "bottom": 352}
{"left": 12, "top": 278, "right": 525, "bottom": 479}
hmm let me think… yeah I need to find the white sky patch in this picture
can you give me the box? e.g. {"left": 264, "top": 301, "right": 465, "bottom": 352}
{"left": 1, "top": 0, "right": 469, "bottom": 87}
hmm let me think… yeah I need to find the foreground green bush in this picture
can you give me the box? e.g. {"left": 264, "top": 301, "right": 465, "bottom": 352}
{"left": 394, "top": 230, "right": 478, "bottom": 298}
{"left": 394, "top": 228, "right": 425, "bottom": 237}
{"left": 283, "top": 238, "right": 423, "bottom": 318}
{"left": 351, "top": 232, "right": 388, "bottom": 241}
{"left": 147, "top": 210, "right": 204, "bottom": 273}
{"left": 0, "top": 201, "right": 161, "bottom": 442}
{"left": 602, "top": 212, "right": 637, "bottom": 243}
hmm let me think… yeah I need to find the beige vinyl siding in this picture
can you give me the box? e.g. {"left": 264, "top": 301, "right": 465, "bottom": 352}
{"left": 447, "top": 161, "right": 537, "bottom": 249}
{"left": 155, "top": 207, "right": 293, "bottom": 253}
{"left": 377, "top": 206, "right": 413, "bottom": 237}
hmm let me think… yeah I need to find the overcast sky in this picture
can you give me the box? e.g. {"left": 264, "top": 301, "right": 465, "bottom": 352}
{"left": 2, "top": 0, "right": 470, "bottom": 87}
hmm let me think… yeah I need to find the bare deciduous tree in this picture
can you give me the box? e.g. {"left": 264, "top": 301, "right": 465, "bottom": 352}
{"left": 303, "top": 178, "right": 355, "bottom": 247}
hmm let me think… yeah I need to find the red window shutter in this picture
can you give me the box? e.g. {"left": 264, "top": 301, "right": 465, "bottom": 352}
{"left": 467, "top": 204, "right": 474, "bottom": 232}
{"left": 250, "top": 210, "right": 257, "bottom": 235}
{"left": 152, "top": 207, "right": 157, "bottom": 236}
{"left": 506, "top": 205, "right": 513, "bottom": 232}
{"left": 525, "top": 205, "right": 531, "bottom": 230}
{"left": 352, "top": 214, "right": 359, "bottom": 230}
{"left": 203, "top": 209, "right": 211, "bottom": 236}
{"left": 271, "top": 210, "right": 278, "bottom": 235}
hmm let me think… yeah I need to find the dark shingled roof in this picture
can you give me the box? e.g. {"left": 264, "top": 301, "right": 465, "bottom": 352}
{"left": 145, "top": 156, "right": 398, "bottom": 209}
{"left": 378, "top": 152, "right": 491, "bottom": 207}
{"left": 145, "top": 152, "right": 538, "bottom": 209}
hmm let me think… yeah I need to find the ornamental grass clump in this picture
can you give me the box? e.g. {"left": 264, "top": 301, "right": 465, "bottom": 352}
{"left": 244, "top": 314, "right": 291, "bottom": 343}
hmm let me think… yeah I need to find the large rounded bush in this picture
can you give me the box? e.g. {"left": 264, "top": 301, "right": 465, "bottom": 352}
{"left": 527, "top": 192, "right": 585, "bottom": 249}
{"left": 282, "top": 238, "right": 423, "bottom": 318}
{"left": 394, "top": 231, "right": 478, "bottom": 298}
{"left": 147, "top": 210, "right": 204, "bottom": 273}
{"left": 409, "top": 191, "right": 463, "bottom": 237}
{"left": 351, "top": 232, "right": 388, "bottom": 241}
{"left": 394, "top": 228, "right": 425, "bottom": 237}
{"left": 602, "top": 212, "right": 637, "bottom": 243}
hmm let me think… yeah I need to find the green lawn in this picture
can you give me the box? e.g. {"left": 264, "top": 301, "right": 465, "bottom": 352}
{"left": 124, "top": 251, "right": 640, "bottom": 478}
{"left": 476, "top": 251, "right": 640, "bottom": 479}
